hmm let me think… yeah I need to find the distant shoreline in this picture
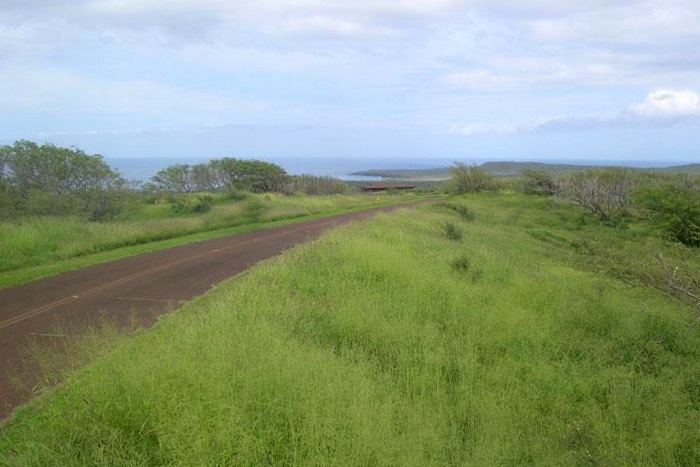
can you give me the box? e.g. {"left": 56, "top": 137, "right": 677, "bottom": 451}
{"left": 351, "top": 161, "right": 700, "bottom": 180}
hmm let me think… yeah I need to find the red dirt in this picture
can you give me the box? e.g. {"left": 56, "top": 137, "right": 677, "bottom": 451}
{"left": 0, "top": 200, "right": 430, "bottom": 420}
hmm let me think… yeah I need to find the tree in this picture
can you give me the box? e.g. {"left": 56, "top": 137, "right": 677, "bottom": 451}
{"left": 215, "top": 158, "right": 288, "bottom": 193}
{"left": 235, "top": 160, "right": 288, "bottom": 192}
{"left": 0, "top": 140, "right": 126, "bottom": 219}
{"left": 151, "top": 164, "right": 196, "bottom": 193}
{"left": 192, "top": 163, "right": 217, "bottom": 192}
{"left": 150, "top": 158, "right": 288, "bottom": 194}
{"left": 557, "top": 168, "right": 637, "bottom": 223}
{"left": 449, "top": 162, "right": 494, "bottom": 194}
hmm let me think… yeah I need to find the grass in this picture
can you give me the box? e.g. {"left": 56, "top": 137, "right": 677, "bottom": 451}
{"left": 0, "top": 192, "right": 422, "bottom": 289}
{"left": 1, "top": 193, "right": 699, "bottom": 465}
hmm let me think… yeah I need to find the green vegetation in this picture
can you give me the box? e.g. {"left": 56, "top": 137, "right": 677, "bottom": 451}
{"left": 633, "top": 175, "right": 700, "bottom": 247}
{"left": 2, "top": 193, "right": 699, "bottom": 465}
{"left": 550, "top": 168, "right": 700, "bottom": 247}
{"left": 0, "top": 192, "right": 421, "bottom": 288}
{"left": 0, "top": 140, "right": 428, "bottom": 288}
{"left": 148, "top": 158, "right": 288, "bottom": 194}
{"left": 448, "top": 162, "right": 496, "bottom": 194}
{"left": 0, "top": 140, "right": 128, "bottom": 220}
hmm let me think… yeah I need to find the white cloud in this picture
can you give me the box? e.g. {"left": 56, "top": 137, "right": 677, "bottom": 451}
{"left": 629, "top": 89, "right": 700, "bottom": 119}
{"left": 454, "top": 89, "right": 700, "bottom": 135}
{"left": 451, "top": 123, "right": 515, "bottom": 136}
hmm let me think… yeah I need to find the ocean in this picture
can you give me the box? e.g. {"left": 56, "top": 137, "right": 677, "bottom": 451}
{"left": 105, "top": 156, "right": 458, "bottom": 182}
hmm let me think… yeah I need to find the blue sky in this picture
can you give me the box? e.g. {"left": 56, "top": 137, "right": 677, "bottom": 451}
{"left": 1, "top": 0, "right": 699, "bottom": 165}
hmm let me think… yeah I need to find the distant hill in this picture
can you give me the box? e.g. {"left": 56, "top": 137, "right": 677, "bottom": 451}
{"left": 651, "top": 164, "right": 700, "bottom": 174}
{"left": 352, "top": 162, "right": 700, "bottom": 180}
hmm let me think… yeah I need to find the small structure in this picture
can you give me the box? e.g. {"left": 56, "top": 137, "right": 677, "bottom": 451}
{"left": 358, "top": 182, "right": 415, "bottom": 192}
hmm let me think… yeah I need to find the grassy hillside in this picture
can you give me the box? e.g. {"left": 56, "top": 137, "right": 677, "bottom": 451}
{"left": 353, "top": 162, "right": 700, "bottom": 179}
{"left": 1, "top": 194, "right": 699, "bottom": 465}
{"left": 0, "top": 192, "right": 420, "bottom": 289}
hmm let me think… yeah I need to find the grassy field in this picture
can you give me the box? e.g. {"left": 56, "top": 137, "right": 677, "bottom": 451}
{"left": 0, "top": 192, "right": 421, "bottom": 288}
{"left": 1, "top": 194, "right": 699, "bottom": 465}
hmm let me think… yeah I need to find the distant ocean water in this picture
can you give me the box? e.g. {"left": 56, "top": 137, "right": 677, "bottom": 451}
{"left": 105, "top": 156, "right": 696, "bottom": 182}
{"left": 105, "top": 156, "right": 458, "bottom": 182}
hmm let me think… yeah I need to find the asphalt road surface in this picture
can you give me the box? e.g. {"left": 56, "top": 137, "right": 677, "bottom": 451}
{"left": 0, "top": 200, "right": 429, "bottom": 420}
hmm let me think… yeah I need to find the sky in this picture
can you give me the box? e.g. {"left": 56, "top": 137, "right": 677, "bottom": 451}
{"left": 1, "top": 0, "right": 699, "bottom": 165}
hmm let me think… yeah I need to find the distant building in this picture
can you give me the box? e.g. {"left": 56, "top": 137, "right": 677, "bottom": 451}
{"left": 358, "top": 182, "right": 415, "bottom": 192}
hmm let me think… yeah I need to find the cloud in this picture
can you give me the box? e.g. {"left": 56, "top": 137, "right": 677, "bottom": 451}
{"left": 3, "top": 0, "right": 700, "bottom": 150}
{"left": 454, "top": 89, "right": 700, "bottom": 135}
{"left": 273, "top": 16, "right": 395, "bottom": 38}
{"left": 629, "top": 89, "right": 700, "bottom": 119}
{"left": 451, "top": 123, "right": 515, "bottom": 136}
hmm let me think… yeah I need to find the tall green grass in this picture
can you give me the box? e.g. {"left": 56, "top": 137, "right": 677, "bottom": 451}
{"left": 0, "top": 193, "right": 419, "bottom": 284}
{"left": 1, "top": 194, "right": 699, "bottom": 465}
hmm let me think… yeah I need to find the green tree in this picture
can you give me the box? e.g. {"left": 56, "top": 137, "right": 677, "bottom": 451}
{"left": 216, "top": 158, "right": 288, "bottom": 193}
{"left": 0, "top": 140, "right": 126, "bottom": 219}
{"left": 191, "top": 163, "right": 217, "bottom": 192}
{"left": 151, "top": 158, "right": 288, "bottom": 194}
{"left": 151, "top": 164, "right": 195, "bottom": 193}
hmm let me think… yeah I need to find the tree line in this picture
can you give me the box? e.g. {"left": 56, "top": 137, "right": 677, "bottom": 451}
{"left": 146, "top": 159, "right": 349, "bottom": 196}
{"left": 0, "top": 140, "right": 350, "bottom": 221}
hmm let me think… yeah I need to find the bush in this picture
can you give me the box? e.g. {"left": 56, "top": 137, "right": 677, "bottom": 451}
{"left": 438, "top": 202, "right": 475, "bottom": 221}
{"left": 225, "top": 187, "right": 248, "bottom": 201}
{"left": 282, "top": 175, "right": 349, "bottom": 196}
{"left": 451, "top": 255, "right": 471, "bottom": 273}
{"left": 444, "top": 221, "right": 463, "bottom": 241}
{"left": 522, "top": 168, "right": 557, "bottom": 195}
{"left": 449, "top": 162, "right": 495, "bottom": 194}
{"left": 168, "top": 194, "right": 214, "bottom": 214}
{"left": 557, "top": 168, "right": 637, "bottom": 224}
{"left": 633, "top": 176, "right": 700, "bottom": 247}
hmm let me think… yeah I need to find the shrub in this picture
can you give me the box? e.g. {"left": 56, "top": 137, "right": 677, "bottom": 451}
{"left": 282, "top": 175, "right": 349, "bottom": 196}
{"left": 557, "top": 168, "right": 637, "bottom": 224}
{"left": 451, "top": 255, "right": 470, "bottom": 273}
{"left": 449, "top": 162, "right": 495, "bottom": 194}
{"left": 444, "top": 221, "right": 463, "bottom": 241}
{"left": 225, "top": 187, "right": 248, "bottom": 201}
{"left": 522, "top": 168, "right": 557, "bottom": 195}
{"left": 633, "top": 176, "right": 700, "bottom": 247}
{"left": 168, "top": 194, "right": 213, "bottom": 214}
{"left": 438, "top": 202, "right": 476, "bottom": 221}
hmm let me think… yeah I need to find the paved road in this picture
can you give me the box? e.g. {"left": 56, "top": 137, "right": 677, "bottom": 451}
{"left": 0, "top": 201, "right": 428, "bottom": 420}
